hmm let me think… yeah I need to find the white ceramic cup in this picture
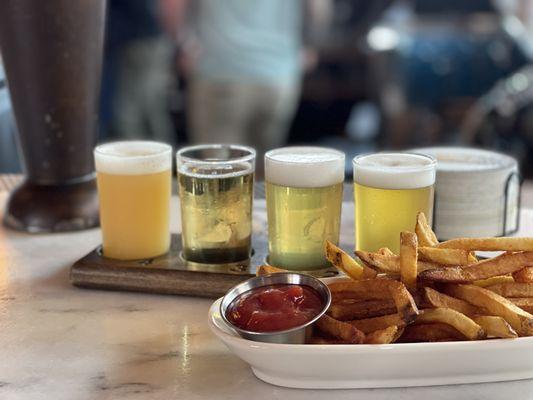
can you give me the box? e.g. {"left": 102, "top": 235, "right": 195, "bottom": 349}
{"left": 412, "top": 147, "right": 520, "bottom": 239}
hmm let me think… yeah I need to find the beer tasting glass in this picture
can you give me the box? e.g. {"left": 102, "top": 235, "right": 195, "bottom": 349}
{"left": 94, "top": 141, "right": 172, "bottom": 260}
{"left": 177, "top": 144, "right": 255, "bottom": 264}
{"left": 265, "top": 147, "right": 345, "bottom": 270}
{"left": 353, "top": 152, "right": 436, "bottom": 253}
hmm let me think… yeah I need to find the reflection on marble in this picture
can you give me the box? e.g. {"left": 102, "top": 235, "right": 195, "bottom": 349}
{"left": 1, "top": 193, "right": 533, "bottom": 399}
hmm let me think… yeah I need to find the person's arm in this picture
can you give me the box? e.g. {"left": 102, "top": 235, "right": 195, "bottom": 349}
{"left": 157, "top": 0, "right": 201, "bottom": 76}
{"left": 157, "top": 0, "right": 189, "bottom": 40}
{"left": 304, "top": 0, "right": 333, "bottom": 45}
{"left": 302, "top": 0, "right": 333, "bottom": 72}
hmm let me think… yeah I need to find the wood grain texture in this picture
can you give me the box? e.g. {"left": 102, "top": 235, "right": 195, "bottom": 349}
{"left": 70, "top": 233, "right": 338, "bottom": 298}
{"left": 71, "top": 234, "right": 264, "bottom": 298}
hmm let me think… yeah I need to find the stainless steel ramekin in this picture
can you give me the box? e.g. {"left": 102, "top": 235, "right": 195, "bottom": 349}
{"left": 220, "top": 273, "right": 331, "bottom": 344}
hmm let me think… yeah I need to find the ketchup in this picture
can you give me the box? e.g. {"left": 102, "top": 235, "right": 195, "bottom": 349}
{"left": 226, "top": 284, "right": 324, "bottom": 332}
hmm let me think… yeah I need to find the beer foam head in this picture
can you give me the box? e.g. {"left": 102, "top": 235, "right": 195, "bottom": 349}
{"left": 265, "top": 147, "right": 345, "bottom": 188}
{"left": 94, "top": 141, "right": 172, "bottom": 175}
{"left": 353, "top": 153, "right": 436, "bottom": 189}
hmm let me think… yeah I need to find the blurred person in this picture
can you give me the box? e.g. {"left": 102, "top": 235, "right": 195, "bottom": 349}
{"left": 177, "top": 0, "right": 332, "bottom": 169}
{"left": 102, "top": 0, "right": 181, "bottom": 144}
{"left": 0, "top": 58, "right": 20, "bottom": 172}
{"left": 494, "top": 0, "right": 533, "bottom": 56}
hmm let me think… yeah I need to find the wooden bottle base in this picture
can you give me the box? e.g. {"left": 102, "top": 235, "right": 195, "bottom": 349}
{"left": 4, "top": 178, "right": 99, "bottom": 233}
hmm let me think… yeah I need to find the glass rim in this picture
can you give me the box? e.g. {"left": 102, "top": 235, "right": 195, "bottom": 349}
{"left": 352, "top": 151, "right": 437, "bottom": 171}
{"left": 411, "top": 146, "right": 517, "bottom": 173}
{"left": 265, "top": 146, "right": 345, "bottom": 164}
{"left": 94, "top": 140, "right": 172, "bottom": 159}
{"left": 176, "top": 143, "right": 256, "bottom": 164}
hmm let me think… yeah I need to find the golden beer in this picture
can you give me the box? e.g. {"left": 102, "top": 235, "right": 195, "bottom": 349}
{"left": 353, "top": 153, "right": 436, "bottom": 254}
{"left": 177, "top": 145, "right": 255, "bottom": 264}
{"left": 95, "top": 141, "right": 172, "bottom": 260}
{"left": 265, "top": 147, "right": 345, "bottom": 270}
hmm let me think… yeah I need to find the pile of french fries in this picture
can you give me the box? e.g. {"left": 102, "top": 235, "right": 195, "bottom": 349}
{"left": 257, "top": 212, "right": 533, "bottom": 344}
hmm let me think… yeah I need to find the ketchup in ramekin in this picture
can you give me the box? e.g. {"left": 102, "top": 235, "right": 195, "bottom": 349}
{"left": 226, "top": 284, "right": 324, "bottom": 333}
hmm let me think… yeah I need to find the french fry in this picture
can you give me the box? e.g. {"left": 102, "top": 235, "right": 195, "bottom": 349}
{"left": 413, "top": 289, "right": 432, "bottom": 308}
{"left": 437, "top": 237, "right": 533, "bottom": 251}
{"left": 444, "top": 284, "right": 533, "bottom": 336}
{"left": 378, "top": 247, "right": 395, "bottom": 256}
{"left": 327, "top": 279, "right": 419, "bottom": 323}
{"left": 331, "top": 287, "right": 423, "bottom": 309}
{"left": 327, "top": 280, "right": 396, "bottom": 299}
{"left": 331, "top": 291, "right": 366, "bottom": 302}
{"left": 418, "top": 247, "right": 470, "bottom": 265}
{"left": 327, "top": 280, "right": 390, "bottom": 300}
{"left": 415, "top": 212, "right": 438, "bottom": 247}
{"left": 486, "top": 282, "right": 533, "bottom": 298}
{"left": 360, "top": 265, "right": 380, "bottom": 279}
{"left": 304, "top": 212, "right": 533, "bottom": 345}
{"left": 364, "top": 325, "right": 403, "bottom": 344}
{"left": 473, "top": 275, "right": 514, "bottom": 287}
{"left": 355, "top": 251, "right": 439, "bottom": 274}
{"left": 347, "top": 313, "right": 404, "bottom": 334}
{"left": 423, "top": 287, "right": 483, "bottom": 317}
{"left": 510, "top": 298, "right": 533, "bottom": 313}
{"left": 513, "top": 266, "right": 533, "bottom": 283}
{"left": 418, "top": 252, "right": 533, "bottom": 283}
{"left": 399, "top": 323, "right": 464, "bottom": 342}
{"left": 333, "top": 297, "right": 366, "bottom": 305}
{"left": 308, "top": 336, "right": 349, "bottom": 345}
{"left": 255, "top": 265, "right": 288, "bottom": 276}
{"left": 355, "top": 251, "right": 399, "bottom": 273}
{"left": 400, "top": 231, "right": 418, "bottom": 289}
{"left": 328, "top": 299, "right": 397, "bottom": 320}
{"left": 315, "top": 314, "right": 365, "bottom": 343}
{"left": 415, "top": 308, "right": 485, "bottom": 340}
{"left": 330, "top": 287, "right": 380, "bottom": 302}
{"left": 325, "top": 241, "right": 364, "bottom": 280}
{"left": 414, "top": 261, "right": 441, "bottom": 273}
{"left": 349, "top": 254, "right": 379, "bottom": 279}
{"left": 381, "top": 280, "right": 419, "bottom": 323}
{"left": 472, "top": 316, "right": 518, "bottom": 338}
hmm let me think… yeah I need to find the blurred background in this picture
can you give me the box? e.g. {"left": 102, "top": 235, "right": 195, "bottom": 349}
{"left": 3, "top": 0, "right": 533, "bottom": 178}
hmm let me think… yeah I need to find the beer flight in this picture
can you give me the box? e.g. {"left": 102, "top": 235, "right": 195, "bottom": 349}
{"left": 93, "top": 141, "right": 436, "bottom": 269}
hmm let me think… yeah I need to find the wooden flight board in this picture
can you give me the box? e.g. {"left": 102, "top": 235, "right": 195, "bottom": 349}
{"left": 70, "top": 233, "right": 338, "bottom": 298}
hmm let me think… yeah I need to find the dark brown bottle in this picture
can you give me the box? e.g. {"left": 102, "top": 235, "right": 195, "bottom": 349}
{"left": 0, "top": 0, "right": 106, "bottom": 232}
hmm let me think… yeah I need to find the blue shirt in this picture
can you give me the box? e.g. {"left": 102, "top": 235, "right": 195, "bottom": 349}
{"left": 194, "top": 0, "right": 303, "bottom": 85}
{"left": 107, "top": 0, "right": 161, "bottom": 51}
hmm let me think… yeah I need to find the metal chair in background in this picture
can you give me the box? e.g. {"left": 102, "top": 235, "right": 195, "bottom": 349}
{"left": 459, "top": 65, "right": 533, "bottom": 167}
{"left": 366, "top": 0, "right": 529, "bottom": 150}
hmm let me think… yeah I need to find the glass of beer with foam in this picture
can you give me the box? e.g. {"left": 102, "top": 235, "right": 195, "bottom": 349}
{"left": 265, "top": 147, "right": 345, "bottom": 270}
{"left": 94, "top": 141, "right": 172, "bottom": 260}
{"left": 177, "top": 144, "right": 255, "bottom": 264}
{"left": 353, "top": 152, "right": 436, "bottom": 253}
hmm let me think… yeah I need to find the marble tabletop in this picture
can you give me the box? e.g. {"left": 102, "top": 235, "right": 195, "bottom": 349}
{"left": 2, "top": 192, "right": 533, "bottom": 400}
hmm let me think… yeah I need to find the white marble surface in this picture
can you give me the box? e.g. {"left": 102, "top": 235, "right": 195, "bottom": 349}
{"left": 2, "top": 193, "right": 533, "bottom": 399}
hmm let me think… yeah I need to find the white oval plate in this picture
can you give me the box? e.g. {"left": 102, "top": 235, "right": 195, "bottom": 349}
{"left": 209, "top": 298, "right": 533, "bottom": 389}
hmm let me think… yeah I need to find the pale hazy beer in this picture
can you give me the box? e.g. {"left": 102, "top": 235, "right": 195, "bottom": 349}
{"left": 94, "top": 141, "right": 172, "bottom": 260}
{"left": 265, "top": 147, "right": 344, "bottom": 270}
{"left": 353, "top": 153, "right": 436, "bottom": 254}
{"left": 177, "top": 145, "right": 255, "bottom": 264}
